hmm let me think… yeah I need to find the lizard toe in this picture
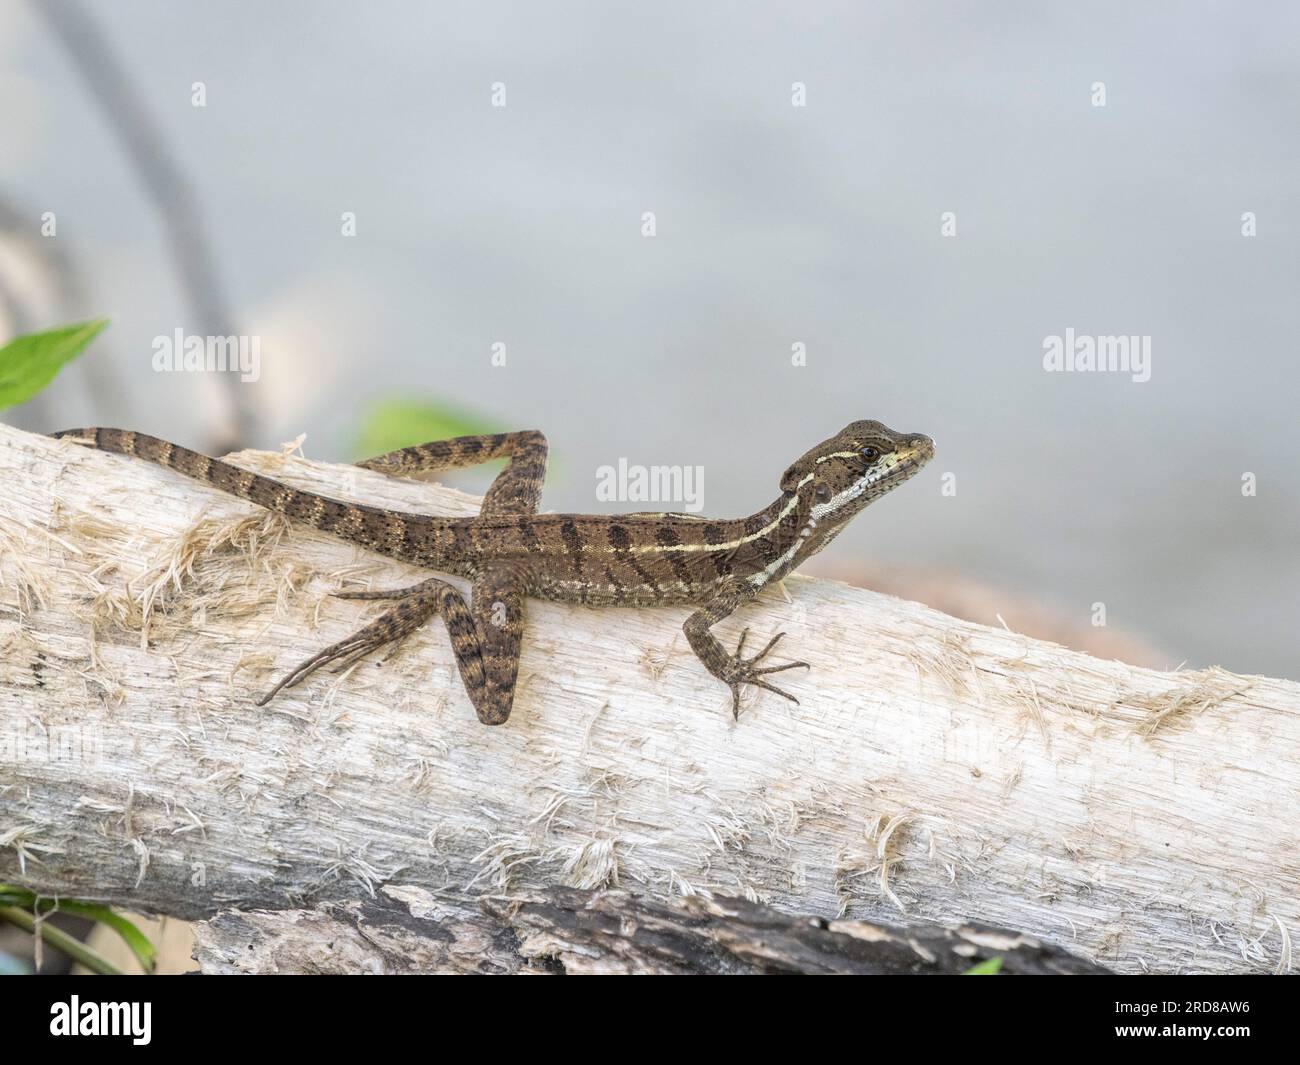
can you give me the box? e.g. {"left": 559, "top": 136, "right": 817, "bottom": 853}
{"left": 752, "top": 659, "right": 809, "bottom": 676}
{"left": 332, "top": 585, "right": 417, "bottom": 601}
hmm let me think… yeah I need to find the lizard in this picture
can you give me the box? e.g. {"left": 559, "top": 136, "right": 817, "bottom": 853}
{"left": 51, "top": 420, "right": 933, "bottom": 724}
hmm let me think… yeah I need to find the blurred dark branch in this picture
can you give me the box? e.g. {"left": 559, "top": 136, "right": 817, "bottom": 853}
{"left": 34, "top": 0, "right": 255, "bottom": 450}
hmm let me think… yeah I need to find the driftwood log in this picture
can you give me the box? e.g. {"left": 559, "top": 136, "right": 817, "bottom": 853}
{"left": 0, "top": 423, "right": 1295, "bottom": 974}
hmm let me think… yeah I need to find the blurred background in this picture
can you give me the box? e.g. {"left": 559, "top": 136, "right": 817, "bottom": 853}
{"left": 1, "top": 0, "right": 1296, "bottom": 690}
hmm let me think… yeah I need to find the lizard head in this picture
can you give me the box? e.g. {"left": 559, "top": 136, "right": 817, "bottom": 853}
{"left": 780, "top": 420, "right": 933, "bottom": 542}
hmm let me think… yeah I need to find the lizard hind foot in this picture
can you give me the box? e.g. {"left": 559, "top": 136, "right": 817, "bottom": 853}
{"left": 256, "top": 631, "right": 383, "bottom": 706}
{"left": 257, "top": 584, "right": 441, "bottom": 704}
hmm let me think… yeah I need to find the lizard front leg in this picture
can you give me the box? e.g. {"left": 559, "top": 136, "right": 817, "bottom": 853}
{"left": 683, "top": 580, "right": 810, "bottom": 719}
{"left": 260, "top": 563, "right": 528, "bottom": 725}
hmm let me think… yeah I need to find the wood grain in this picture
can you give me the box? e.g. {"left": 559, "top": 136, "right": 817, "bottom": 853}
{"left": 0, "top": 424, "right": 1295, "bottom": 974}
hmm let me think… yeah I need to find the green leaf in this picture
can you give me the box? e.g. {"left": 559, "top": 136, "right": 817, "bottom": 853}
{"left": 0, "top": 884, "right": 39, "bottom": 909}
{"left": 963, "top": 956, "right": 1003, "bottom": 975}
{"left": 0, "top": 905, "right": 124, "bottom": 976}
{"left": 45, "top": 901, "right": 157, "bottom": 974}
{"left": 0, "top": 883, "right": 156, "bottom": 973}
{"left": 0, "top": 318, "right": 110, "bottom": 410}
{"left": 352, "top": 399, "right": 493, "bottom": 462}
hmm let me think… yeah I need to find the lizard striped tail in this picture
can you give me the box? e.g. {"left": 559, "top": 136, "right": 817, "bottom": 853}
{"left": 51, "top": 427, "right": 440, "bottom": 559}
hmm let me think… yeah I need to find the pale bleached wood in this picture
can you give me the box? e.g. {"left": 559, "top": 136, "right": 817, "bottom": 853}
{"left": 0, "top": 423, "right": 1295, "bottom": 975}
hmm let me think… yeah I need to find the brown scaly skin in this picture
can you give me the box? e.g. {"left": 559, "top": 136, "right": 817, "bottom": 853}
{"left": 51, "top": 422, "right": 933, "bottom": 724}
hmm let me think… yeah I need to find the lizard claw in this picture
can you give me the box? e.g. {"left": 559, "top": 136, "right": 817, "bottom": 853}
{"left": 722, "top": 629, "right": 811, "bottom": 719}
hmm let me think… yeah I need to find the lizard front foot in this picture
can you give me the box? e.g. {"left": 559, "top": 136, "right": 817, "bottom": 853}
{"left": 721, "top": 628, "right": 809, "bottom": 719}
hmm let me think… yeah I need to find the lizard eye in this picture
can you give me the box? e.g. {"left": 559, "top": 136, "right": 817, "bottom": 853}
{"left": 859, "top": 446, "right": 880, "bottom": 462}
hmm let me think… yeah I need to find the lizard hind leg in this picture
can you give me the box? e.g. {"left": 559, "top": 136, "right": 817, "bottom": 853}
{"left": 256, "top": 577, "right": 448, "bottom": 705}
{"left": 258, "top": 568, "right": 527, "bottom": 726}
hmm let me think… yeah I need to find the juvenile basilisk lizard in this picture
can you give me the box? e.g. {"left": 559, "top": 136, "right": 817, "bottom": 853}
{"left": 53, "top": 421, "right": 933, "bottom": 723}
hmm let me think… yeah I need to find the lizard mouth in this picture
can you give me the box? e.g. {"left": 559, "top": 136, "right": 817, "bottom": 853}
{"left": 905, "top": 433, "right": 935, "bottom": 463}
{"left": 875, "top": 436, "right": 934, "bottom": 486}
{"left": 876, "top": 457, "right": 922, "bottom": 488}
